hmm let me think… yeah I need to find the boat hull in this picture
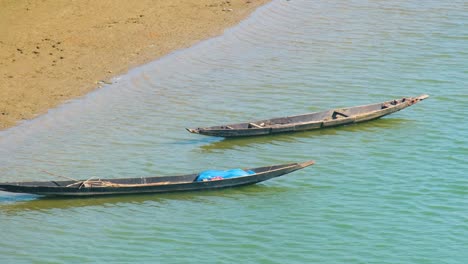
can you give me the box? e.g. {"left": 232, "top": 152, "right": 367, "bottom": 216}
{"left": 0, "top": 161, "right": 314, "bottom": 197}
{"left": 187, "top": 95, "right": 429, "bottom": 137}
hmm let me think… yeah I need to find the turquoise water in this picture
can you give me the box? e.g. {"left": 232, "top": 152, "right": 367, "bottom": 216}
{"left": 1, "top": 0, "right": 467, "bottom": 263}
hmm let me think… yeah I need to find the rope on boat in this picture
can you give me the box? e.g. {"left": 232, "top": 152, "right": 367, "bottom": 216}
{"left": 41, "top": 170, "right": 78, "bottom": 181}
{"left": 65, "top": 179, "right": 176, "bottom": 188}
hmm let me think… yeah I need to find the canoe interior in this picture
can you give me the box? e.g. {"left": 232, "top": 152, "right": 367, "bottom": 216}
{"left": 186, "top": 95, "right": 428, "bottom": 138}
{"left": 5, "top": 174, "right": 198, "bottom": 188}
{"left": 0, "top": 161, "right": 314, "bottom": 196}
{"left": 4, "top": 163, "right": 296, "bottom": 188}
{"left": 208, "top": 97, "right": 416, "bottom": 130}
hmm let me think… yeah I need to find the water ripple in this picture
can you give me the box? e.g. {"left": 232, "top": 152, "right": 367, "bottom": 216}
{"left": 1, "top": 0, "right": 467, "bottom": 263}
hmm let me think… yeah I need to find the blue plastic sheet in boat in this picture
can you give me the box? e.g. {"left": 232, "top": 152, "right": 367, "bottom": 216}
{"left": 196, "top": 169, "right": 255, "bottom": 182}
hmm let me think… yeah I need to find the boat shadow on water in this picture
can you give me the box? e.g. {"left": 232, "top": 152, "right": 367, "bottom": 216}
{"left": 198, "top": 118, "right": 413, "bottom": 153}
{"left": 0, "top": 184, "right": 291, "bottom": 213}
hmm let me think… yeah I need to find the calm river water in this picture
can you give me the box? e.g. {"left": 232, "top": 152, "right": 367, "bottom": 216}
{"left": 1, "top": 0, "right": 467, "bottom": 263}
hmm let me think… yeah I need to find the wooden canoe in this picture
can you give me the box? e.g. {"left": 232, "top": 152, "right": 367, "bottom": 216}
{"left": 0, "top": 161, "right": 314, "bottom": 197}
{"left": 187, "top": 94, "right": 429, "bottom": 137}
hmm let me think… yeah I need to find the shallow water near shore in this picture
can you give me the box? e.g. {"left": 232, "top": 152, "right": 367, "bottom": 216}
{"left": 1, "top": 0, "right": 467, "bottom": 263}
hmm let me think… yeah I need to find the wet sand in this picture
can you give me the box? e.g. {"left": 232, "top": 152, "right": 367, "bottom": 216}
{"left": 0, "top": 0, "right": 269, "bottom": 130}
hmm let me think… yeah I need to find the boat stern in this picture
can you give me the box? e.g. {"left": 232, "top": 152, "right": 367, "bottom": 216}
{"left": 416, "top": 94, "right": 430, "bottom": 101}
{"left": 298, "top": 160, "right": 315, "bottom": 168}
{"left": 186, "top": 128, "right": 200, "bottom": 134}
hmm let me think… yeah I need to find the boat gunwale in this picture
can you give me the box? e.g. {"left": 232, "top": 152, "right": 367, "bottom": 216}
{"left": 71, "top": 161, "right": 308, "bottom": 189}
{"left": 0, "top": 161, "right": 315, "bottom": 195}
{"left": 188, "top": 94, "right": 429, "bottom": 135}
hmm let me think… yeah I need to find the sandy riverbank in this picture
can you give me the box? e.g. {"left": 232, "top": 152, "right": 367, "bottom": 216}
{"left": 0, "top": 0, "right": 269, "bottom": 130}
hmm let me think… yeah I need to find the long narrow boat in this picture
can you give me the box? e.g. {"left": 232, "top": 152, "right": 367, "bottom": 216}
{"left": 0, "top": 161, "right": 314, "bottom": 197}
{"left": 187, "top": 94, "right": 429, "bottom": 137}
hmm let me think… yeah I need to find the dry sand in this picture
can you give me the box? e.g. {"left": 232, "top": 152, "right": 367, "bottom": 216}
{"left": 0, "top": 0, "right": 269, "bottom": 130}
